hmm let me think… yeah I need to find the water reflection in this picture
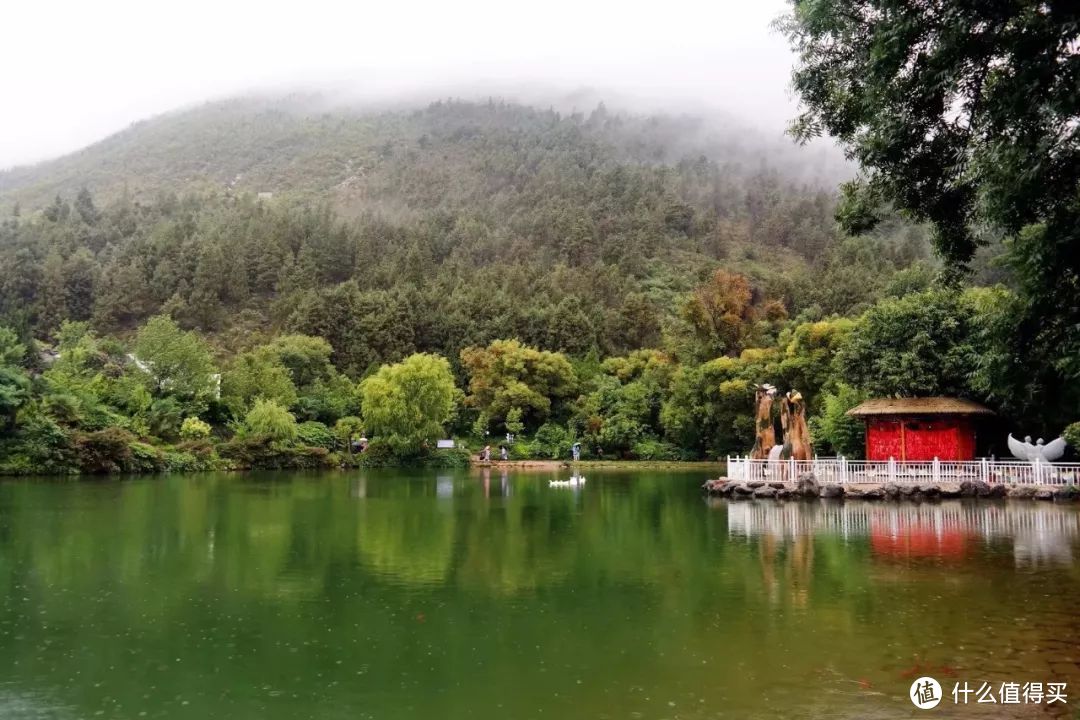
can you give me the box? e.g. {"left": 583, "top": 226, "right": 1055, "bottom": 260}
{"left": 350, "top": 475, "right": 366, "bottom": 497}
{"left": 435, "top": 474, "right": 454, "bottom": 498}
{"left": 472, "top": 466, "right": 515, "bottom": 497}
{"left": 722, "top": 499, "right": 1080, "bottom": 566}
{"left": 1, "top": 471, "right": 1078, "bottom": 720}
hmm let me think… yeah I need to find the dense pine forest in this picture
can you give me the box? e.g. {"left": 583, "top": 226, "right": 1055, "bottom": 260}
{"left": 0, "top": 97, "right": 1072, "bottom": 473}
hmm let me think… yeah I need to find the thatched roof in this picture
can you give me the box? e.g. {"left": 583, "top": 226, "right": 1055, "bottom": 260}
{"left": 846, "top": 397, "right": 994, "bottom": 417}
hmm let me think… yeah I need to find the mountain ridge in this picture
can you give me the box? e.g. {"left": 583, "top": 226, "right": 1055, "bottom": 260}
{"left": 0, "top": 94, "right": 926, "bottom": 377}
{"left": 0, "top": 94, "right": 851, "bottom": 213}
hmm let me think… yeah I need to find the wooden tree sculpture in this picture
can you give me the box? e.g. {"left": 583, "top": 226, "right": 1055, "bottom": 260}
{"left": 750, "top": 384, "right": 778, "bottom": 459}
{"left": 780, "top": 390, "right": 812, "bottom": 461}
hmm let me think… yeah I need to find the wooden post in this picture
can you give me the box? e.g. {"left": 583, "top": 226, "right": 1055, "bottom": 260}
{"left": 980, "top": 457, "right": 988, "bottom": 483}
{"left": 889, "top": 457, "right": 896, "bottom": 483}
{"left": 932, "top": 457, "right": 940, "bottom": 483}
{"left": 841, "top": 456, "right": 848, "bottom": 484}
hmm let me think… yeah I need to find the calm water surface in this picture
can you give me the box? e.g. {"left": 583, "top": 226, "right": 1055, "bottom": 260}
{"left": 1, "top": 468, "right": 1079, "bottom": 719}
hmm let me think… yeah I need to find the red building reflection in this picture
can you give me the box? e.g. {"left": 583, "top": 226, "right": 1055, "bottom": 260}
{"left": 869, "top": 522, "right": 973, "bottom": 560}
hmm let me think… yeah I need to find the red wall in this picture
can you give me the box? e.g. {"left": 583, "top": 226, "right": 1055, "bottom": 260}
{"left": 865, "top": 417, "right": 976, "bottom": 461}
{"left": 867, "top": 419, "right": 903, "bottom": 460}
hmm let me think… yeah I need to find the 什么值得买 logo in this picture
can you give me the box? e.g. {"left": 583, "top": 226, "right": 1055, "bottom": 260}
{"left": 910, "top": 677, "right": 942, "bottom": 709}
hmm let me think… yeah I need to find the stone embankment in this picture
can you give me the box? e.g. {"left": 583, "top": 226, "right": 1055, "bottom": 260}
{"left": 702, "top": 473, "right": 1080, "bottom": 501}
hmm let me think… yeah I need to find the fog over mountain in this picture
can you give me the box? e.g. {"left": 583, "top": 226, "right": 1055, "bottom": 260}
{"left": 3, "top": 0, "right": 800, "bottom": 169}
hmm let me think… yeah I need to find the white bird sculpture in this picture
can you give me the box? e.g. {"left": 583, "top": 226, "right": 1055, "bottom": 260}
{"left": 1008, "top": 434, "right": 1068, "bottom": 464}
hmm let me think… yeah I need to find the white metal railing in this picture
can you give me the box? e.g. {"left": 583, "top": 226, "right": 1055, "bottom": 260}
{"left": 725, "top": 456, "right": 1080, "bottom": 486}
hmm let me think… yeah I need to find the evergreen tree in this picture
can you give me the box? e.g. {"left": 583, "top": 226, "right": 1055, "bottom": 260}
{"left": 74, "top": 188, "right": 100, "bottom": 226}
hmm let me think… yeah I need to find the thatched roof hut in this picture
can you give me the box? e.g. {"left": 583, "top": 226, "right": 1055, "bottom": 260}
{"left": 846, "top": 397, "right": 993, "bottom": 461}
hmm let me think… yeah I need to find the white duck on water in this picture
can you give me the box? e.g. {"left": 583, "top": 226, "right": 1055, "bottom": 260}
{"left": 549, "top": 474, "right": 586, "bottom": 488}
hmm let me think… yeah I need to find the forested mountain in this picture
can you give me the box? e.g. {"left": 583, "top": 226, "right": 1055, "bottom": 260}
{"left": 0, "top": 97, "right": 931, "bottom": 367}
{"left": 5, "top": 95, "right": 1004, "bottom": 474}
{"left": 0, "top": 96, "right": 851, "bottom": 208}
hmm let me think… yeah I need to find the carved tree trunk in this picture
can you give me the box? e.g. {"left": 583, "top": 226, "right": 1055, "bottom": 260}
{"left": 781, "top": 391, "right": 812, "bottom": 461}
{"left": 750, "top": 386, "right": 776, "bottom": 459}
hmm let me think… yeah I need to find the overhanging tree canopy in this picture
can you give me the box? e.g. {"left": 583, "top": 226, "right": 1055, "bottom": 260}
{"left": 783, "top": 0, "right": 1079, "bottom": 261}
{"left": 781, "top": 0, "right": 1080, "bottom": 419}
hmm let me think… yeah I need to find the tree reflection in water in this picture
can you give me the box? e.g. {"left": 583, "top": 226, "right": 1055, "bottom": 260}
{"left": 0, "top": 471, "right": 1077, "bottom": 720}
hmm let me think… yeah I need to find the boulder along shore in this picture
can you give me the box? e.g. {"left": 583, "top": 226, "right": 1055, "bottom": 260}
{"left": 702, "top": 473, "right": 1080, "bottom": 501}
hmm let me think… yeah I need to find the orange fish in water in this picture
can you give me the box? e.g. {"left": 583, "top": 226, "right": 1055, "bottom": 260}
{"left": 899, "top": 665, "right": 922, "bottom": 679}
{"left": 416, "top": 613, "right": 426, "bottom": 623}
{"left": 857, "top": 678, "right": 872, "bottom": 689}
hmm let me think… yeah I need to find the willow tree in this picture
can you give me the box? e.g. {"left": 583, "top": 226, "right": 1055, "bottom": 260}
{"left": 781, "top": 0, "right": 1080, "bottom": 421}
{"left": 359, "top": 353, "right": 457, "bottom": 450}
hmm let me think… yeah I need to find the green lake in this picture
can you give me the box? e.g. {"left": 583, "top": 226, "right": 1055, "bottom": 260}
{"left": 2, "top": 468, "right": 1079, "bottom": 719}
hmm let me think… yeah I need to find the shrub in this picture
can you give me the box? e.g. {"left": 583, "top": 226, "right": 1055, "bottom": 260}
{"left": 0, "top": 452, "right": 39, "bottom": 476}
{"left": 429, "top": 446, "right": 472, "bottom": 468}
{"left": 172, "top": 440, "right": 219, "bottom": 470}
{"left": 277, "top": 445, "right": 332, "bottom": 469}
{"left": 10, "top": 414, "right": 77, "bottom": 473}
{"left": 179, "top": 417, "right": 212, "bottom": 440}
{"left": 357, "top": 438, "right": 471, "bottom": 468}
{"left": 74, "top": 427, "right": 136, "bottom": 474}
{"left": 244, "top": 399, "right": 298, "bottom": 443}
{"left": 810, "top": 384, "right": 866, "bottom": 458}
{"left": 529, "top": 423, "right": 571, "bottom": 459}
{"left": 127, "top": 441, "right": 166, "bottom": 473}
{"left": 218, "top": 436, "right": 261, "bottom": 468}
{"left": 1064, "top": 423, "right": 1080, "bottom": 456}
{"left": 163, "top": 442, "right": 221, "bottom": 473}
{"left": 78, "top": 399, "right": 128, "bottom": 432}
{"left": 163, "top": 450, "right": 204, "bottom": 473}
{"left": 296, "top": 421, "right": 336, "bottom": 449}
{"left": 630, "top": 439, "right": 682, "bottom": 461}
{"left": 219, "top": 437, "right": 334, "bottom": 470}
{"left": 355, "top": 437, "right": 398, "bottom": 467}
{"left": 508, "top": 441, "right": 532, "bottom": 460}
{"left": 147, "top": 397, "right": 185, "bottom": 440}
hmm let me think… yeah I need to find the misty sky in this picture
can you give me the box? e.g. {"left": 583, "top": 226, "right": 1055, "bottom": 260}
{"left": 2, "top": 0, "right": 797, "bottom": 169}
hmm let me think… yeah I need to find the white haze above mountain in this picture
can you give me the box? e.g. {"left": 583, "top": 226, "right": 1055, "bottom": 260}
{"left": 1, "top": 0, "right": 813, "bottom": 170}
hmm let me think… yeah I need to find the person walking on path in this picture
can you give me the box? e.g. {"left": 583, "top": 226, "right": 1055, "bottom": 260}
{"left": 572, "top": 442, "right": 581, "bottom": 462}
